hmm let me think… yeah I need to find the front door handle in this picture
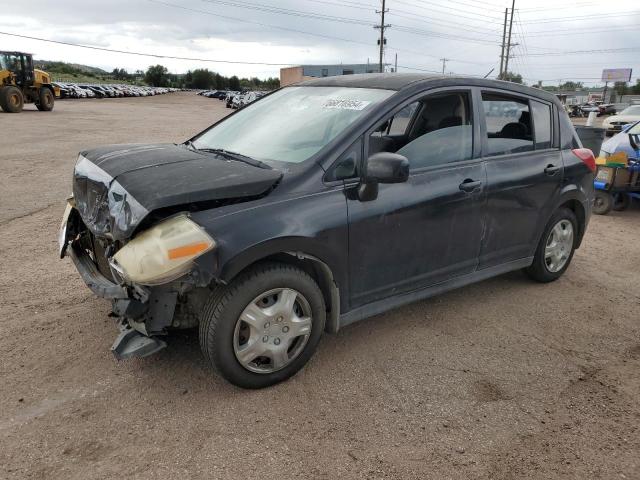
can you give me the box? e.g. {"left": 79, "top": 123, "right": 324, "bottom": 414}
{"left": 544, "top": 164, "right": 561, "bottom": 176}
{"left": 459, "top": 179, "right": 482, "bottom": 193}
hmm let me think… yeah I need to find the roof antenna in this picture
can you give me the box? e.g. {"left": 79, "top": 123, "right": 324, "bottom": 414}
{"left": 483, "top": 68, "right": 495, "bottom": 79}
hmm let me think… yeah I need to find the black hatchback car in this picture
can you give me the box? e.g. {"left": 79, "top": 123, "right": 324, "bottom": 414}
{"left": 59, "top": 74, "right": 595, "bottom": 388}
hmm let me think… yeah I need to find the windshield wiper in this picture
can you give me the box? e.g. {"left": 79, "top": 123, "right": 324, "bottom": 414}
{"left": 198, "top": 148, "right": 271, "bottom": 169}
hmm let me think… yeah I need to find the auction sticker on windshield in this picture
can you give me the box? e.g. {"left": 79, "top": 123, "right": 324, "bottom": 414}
{"left": 322, "top": 99, "right": 372, "bottom": 110}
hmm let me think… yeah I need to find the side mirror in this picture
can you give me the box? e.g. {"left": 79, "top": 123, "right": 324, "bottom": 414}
{"left": 358, "top": 152, "right": 409, "bottom": 201}
{"left": 365, "top": 152, "right": 410, "bottom": 184}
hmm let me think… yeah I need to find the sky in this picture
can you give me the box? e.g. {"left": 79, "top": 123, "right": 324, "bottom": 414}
{"left": 0, "top": 0, "right": 638, "bottom": 86}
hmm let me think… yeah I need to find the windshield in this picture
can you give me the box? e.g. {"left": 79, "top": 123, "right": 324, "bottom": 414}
{"left": 628, "top": 122, "right": 640, "bottom": 134}
{"left": 193, "top": 86, "right": 394, "bottom": 164}
{"left": 0, "top": 53, "right": 20, "bottom": 71}
{"left": 621, "top": 105, "right": 640, "bottom": 116}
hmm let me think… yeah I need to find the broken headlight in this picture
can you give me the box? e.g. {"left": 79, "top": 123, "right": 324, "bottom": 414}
{"left": 111, "top": 214, "right": 215, "bottom": 285}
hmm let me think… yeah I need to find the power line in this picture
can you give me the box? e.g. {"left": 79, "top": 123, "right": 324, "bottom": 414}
{"left": 525, "top": 25, "right": 640, "bottom": 37}
{"left": 519, "top": 11, "right": 640, "bottom": 24}
{"left": 0, "top": 31, "right": 296, "bottom": 66}
{"left": 394, "top": 0, "right": 504, "bottom": 24}
{"left": 386, "top": 11, "right": 501, "bottom": 37}
{"left": 393, "top": 25, "right": 501, "bottom": 45}
{"left": 199, "top": 0, "right": 375, "bottom": 26}
{"left": 151, "top": 0, "right": 487, "bottom": 67}
{"left": 148, "top": 0, "right": 376, "bottom": 47}
{"left": 521, "top": 47, "right": 640, "bottom": 56}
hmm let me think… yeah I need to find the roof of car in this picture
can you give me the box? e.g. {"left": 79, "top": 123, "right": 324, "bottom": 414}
{"left": 300, "top": 73, "right": 438, "bottom": 90}
{"left": 298, "top": 73, "right": 560, "bottom": 104}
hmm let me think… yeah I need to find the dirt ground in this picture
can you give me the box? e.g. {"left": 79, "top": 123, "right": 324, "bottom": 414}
{"left": 1, "top": 93, "right": 639, "bottom": 479}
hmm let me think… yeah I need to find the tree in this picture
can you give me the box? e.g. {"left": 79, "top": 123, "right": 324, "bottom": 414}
{"left": 614, "top": 81, "right": 629, "bottom": 97}
{"left": 557, "top": 81, "right": 584, "bottom": 92}
{"left": 632, "top": 79, "right": 640, "bottom": 95}
{"left": 111, "top": 68, "right": 131, "bottom": 81}
{"left": 145, "top": 65, "right": 169, "bottom": 87}
{"left": 228, "top": 75, "right": 241, "bottom": 90}
{"left": 498, "top": 71, "right": 523, "bottom": 84}
{"left": 187, "top": 69, "right": 215, "bottom": 89}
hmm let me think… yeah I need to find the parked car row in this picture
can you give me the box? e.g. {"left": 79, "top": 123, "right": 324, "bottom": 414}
{"left": 197, "top": 90, "right": 228, "bottom": 99}
{"left": 227, "top": 90, "right": 269, "bottom": 109}
{"left": 197, "top": 89, "right": 270, "bottom": 109}
{"left": 53, "top": 82, "right": 179, "bottom": 99}
{"left": 566, "top": 102, "right": 619, "bottom": 118}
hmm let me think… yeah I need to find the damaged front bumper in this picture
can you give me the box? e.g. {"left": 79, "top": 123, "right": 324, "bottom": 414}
{"left": 68, "top": 243, "right": 175, "bottom": 359}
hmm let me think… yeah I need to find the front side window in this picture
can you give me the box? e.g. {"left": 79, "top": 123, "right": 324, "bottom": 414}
{"left": 193, "top": 86, "right": 394, "bottom": 164}
{"left": 367, "top": 92, "right": 473, "bottom": 170}
{"left": 387, "top": 102, "right": 419, "bottom": 135}
{"left": 482, "top": 93, "right": 533, "bottom": 156}
{"left": 531, "top": 100, "right": 552, "bottom": 149}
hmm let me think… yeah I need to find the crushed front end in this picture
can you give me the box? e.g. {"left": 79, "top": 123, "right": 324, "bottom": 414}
{"left": 59, "top": 156, "right": 217, "bottom": 360}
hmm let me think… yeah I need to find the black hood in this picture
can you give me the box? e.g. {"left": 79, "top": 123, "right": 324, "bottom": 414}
{"left": 73, "top": 143, "right": 282, "bottom": 240}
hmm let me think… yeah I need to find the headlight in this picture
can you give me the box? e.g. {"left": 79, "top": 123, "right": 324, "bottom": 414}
{"left": 111, "top": 214, "right": 215, "bottom": 285}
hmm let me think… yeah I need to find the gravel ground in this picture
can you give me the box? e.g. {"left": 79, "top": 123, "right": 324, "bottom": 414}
{"left": 1, "top": 93, "right": 639, "bottom": 479}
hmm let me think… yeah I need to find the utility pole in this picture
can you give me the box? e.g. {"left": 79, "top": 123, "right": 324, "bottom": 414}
{"left": 394, "top": 52, "right": 398, "bottom": 73}
{"left": 440, "top": 58, "right": 449, "bottom": 75}
{"left": 503, "top": 0, "right": 516, "bottom": 78}
{"left": 499, "top": 8, "right": 507, "bottom": 78}
{"left": 374, "top": 0, "right": 390, "bottom": 73}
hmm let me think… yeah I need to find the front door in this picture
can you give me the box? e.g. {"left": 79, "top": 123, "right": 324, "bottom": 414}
{"left": 477, "top": 90, "right": 564, "bottom": 269}
{"left": 346, "top": 89, "right": 486, "bottom": 309}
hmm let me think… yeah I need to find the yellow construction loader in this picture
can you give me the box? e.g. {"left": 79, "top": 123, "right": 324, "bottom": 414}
{"left": 0, "top": 51, "right": 59, "bottom": 113}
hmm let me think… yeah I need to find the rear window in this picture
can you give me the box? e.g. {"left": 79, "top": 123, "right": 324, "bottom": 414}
{"left": 482, "top": 93, "right": 533, "bottom": 156}
{"left": 531, "top": 100, "right": 552, "bottom": 149}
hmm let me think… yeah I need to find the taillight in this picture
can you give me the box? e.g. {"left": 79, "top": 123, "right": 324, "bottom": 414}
{"left": 572, "top": 148, "right": 596, "bottom": 172}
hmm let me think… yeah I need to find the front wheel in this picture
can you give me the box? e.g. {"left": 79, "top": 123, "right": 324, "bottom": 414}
{"left": 0, "top": 86, "right": 24, "bottom": 113}
{"left": 36, "top": 87, "right": 55, "bottom": 111}
{"left": 199, "top": 262, "right": 326, "bottom": 388}
{"left": 525, "top": 208, "right": 578, "bottom": 283}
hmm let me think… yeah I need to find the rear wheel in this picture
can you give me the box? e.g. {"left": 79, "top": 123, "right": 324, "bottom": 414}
{"left": 593, "top": 191, "right": 613, "bottom": 215}
{"left": 199, "top": 262, "right": 326, "bottom": 388}
{"left": 525, "top": 208, "right": 578, "bottom": 283}
{"left": 0, "top": 86, "right": 24, "bottom": 113}
{"left": 36, "top": 87, "right": 55, "bottom": 111}
{"left": 612, "top": 193, "right": 631, "bottom": 212}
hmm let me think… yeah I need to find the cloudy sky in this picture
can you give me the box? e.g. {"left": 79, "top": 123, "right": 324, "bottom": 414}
{"left": 1, "top": 0, "right": 638, "bottom": 85}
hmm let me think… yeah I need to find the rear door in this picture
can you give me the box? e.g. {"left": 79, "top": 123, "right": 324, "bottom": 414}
{"left": 477, "top": 89, "right": 563, "bottom": 269}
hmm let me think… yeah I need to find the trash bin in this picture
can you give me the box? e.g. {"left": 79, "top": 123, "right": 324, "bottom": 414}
{"left": 575, "top": 126, "right": 606, "bottom": 155}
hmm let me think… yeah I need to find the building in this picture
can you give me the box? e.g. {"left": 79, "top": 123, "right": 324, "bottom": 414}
{"left": 280, "top": 63, "right": 381, "bottom": 86}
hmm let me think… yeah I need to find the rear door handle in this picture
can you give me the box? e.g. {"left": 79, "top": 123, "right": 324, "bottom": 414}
{"left": 544, "top": 164, "right": 561, "bottom": 176}
{"left": 459, "top": 179, "right": 482, "bottom": 193}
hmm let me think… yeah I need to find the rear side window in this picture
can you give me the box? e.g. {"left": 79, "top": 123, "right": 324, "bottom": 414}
{"left": 531, "top": 100, "right": 552, "bottom": 149}
{"left": 482, "top": 93, "right": 533, "bottom": 156}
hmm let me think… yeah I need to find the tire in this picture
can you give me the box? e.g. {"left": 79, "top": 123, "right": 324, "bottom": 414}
{"left": 593, "top": 191, "right": 613, "bottom": 215}
{"left": 0, "top": 86, "right": 24, "bottom": 113}
{"left": 36, "top": 87, "right": 55, "bottom": 111}
{"left": 612, "top": 193, "right": 631, "bottom": 212}
{"left": 525, "top": 207, "right": 578, "bottom": 283}
{"left": 199, "top": 262, "right": 326, "bottom": 388}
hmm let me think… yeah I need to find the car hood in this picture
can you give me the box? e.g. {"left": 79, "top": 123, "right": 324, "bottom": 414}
{"left": 73, "top": 143, "right": 282, "bottom": 240}
{"left": 605, "top": 114, "right": 640, "bottom": 125}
